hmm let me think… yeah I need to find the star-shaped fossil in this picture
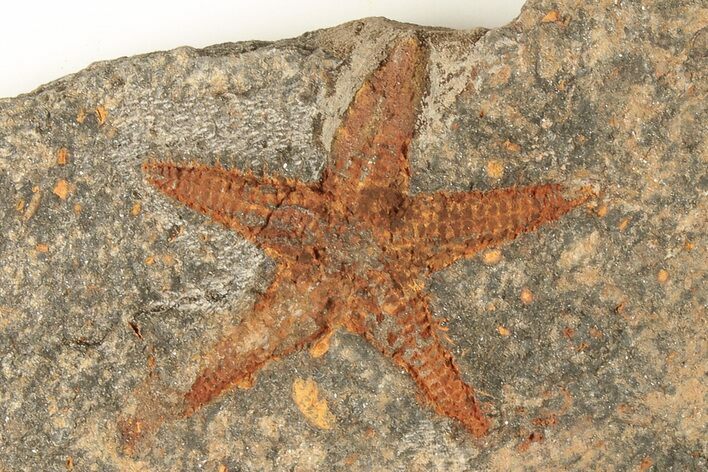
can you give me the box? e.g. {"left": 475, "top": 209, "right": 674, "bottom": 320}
{"left": 121, "top": 36, "right": 589, "bottom": 449}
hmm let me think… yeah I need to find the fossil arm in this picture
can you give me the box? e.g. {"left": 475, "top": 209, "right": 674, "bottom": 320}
{"left": 398, "top": 185, "right": 589, "bottom": 272}
{"left": 183, "top": 267, "right": 334, "bottom": 416}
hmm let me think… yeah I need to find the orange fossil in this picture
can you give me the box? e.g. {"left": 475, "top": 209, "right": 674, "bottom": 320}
{"left": 121, "top": 36, "right": 590, "bottom": 450}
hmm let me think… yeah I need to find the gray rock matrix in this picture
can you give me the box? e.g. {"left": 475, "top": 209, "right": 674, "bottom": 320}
{"left": 0, "top": 0, "right": 705, "bottom": 470}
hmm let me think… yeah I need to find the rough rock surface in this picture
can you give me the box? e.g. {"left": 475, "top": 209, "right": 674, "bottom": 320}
{"left": 0, "top": 1, "right": 706, "bottom": 470}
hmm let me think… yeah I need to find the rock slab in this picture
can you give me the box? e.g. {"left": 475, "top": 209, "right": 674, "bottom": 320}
{"left": 0, "top": 1, "right": 706, "bottom": 470}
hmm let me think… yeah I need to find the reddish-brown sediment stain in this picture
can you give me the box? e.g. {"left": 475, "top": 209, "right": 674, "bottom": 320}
{"left": 517, "top": 430, "right": 545, "bottom": 452}
{"left": 121, "top": 35, "right": 592, "bottom": 450}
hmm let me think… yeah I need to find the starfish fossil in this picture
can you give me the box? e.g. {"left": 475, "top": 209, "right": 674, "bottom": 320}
{"left": 121, "top": 36, "right": 589, "bottom": 448}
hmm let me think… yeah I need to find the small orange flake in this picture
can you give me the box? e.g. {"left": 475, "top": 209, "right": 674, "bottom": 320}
{"left": 497, "top": 325, "right": 511, "bottom": 337}
{"left": 292, "top": 378, "right": 335, "bottom": 430}
{"left": 56, "top": 147, "right": 69, "bottom": 166}
{"left": 562, "top": 327, "right": 575, "bottom": 339}
{"left": 596, "top": 204, "right": 608, "bottom": 218}
{"left": 541, "top": 10, "right": 560, "bottom": 23}
{"left": 486, "top": 160, "right": 504, "bottom": 179}
{"left": 683, "top": 240, "right": 694, "bottom": 251}
{"left": 66, "top": 456, "right": 74, "bottom": 471}
{"left": 95, "top": 106, "right": 108, "bottom": 125}
{"left": 502, "top": 140, "right": 521, "bottom": 153}
{"left": 73, "top": 203, "right": 82, "bottom": 215}
{"left": 53, "top": 180, "right": 71, "bottom": 200}
{"left": 23, "top": 189, "right": 42, "bottom": 221}
{"left": 217, "top": 466, "right": 228, "bottom": 472}
{"left": 36, "top": 243, "right": 49, "bottom": 253}
{"left": 310, "top": 330, "right": 333, "bottom": 358}
{"left": 130, "top": 202, "right": 142, "bottom": 216}
{"left": 618, "top": 218, "right": 630, "bottom": 231}
{"left": 76, "top": 108, "right": 87, "bottom": 124}
{"left": 657, "top": 269, "right": 669, "bottom": 284}
{"left": 145, "top": 256, "right": 155, "bottom": 265}
{"left": 482, "top": 249, "right": 502, "bottom": 265}
{"left": 15, "top": 198, "right": 25, "bottom": 213}
{"left": 638, "top": 457, "right": 653, "bottom": 471}
{"left": 520, "top": 287, "right": 534, "bottom": 304}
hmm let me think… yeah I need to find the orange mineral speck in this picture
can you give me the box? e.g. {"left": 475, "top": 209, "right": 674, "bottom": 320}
{"left": 541, "top": 10, "right": 560, "bottom": 23}
{"left": 24, "top": 188, "right": 42, "bottom": 221}
{"left": 310, "top": 329, "right": 333, "bottom": 358}
{"left": 618, "top": 217, "right": 630, "bottom": 231}
{"left": 486, "top": 160, "right": 504, "bottom": 179}
{"left": 497, "top": 325, "right": 511, "bottom": 337}
{"left": 56, "top": 147, "right": 69, "bottom": 166}
{"left": 520, "top": 287, "right": 534, "bottom": 304}
{"left": 292, "top": 378, "right": 335, "bottom": 430}
{"left": 95, "top": 105, "right": 108, "bottom": 125}
{"left": 638, "top": 457, "right": 654, "bottom": 471}
{"left": 53, "top": 180, "right": 71, "bottom": 200}
{"left": 596, "top": 204, "right": 608, "bottom": 217}
{"left": 482, "top": 249, "right": 503, "bottom": 265}
{"left": 657, "top": 269, "right": 669, "bottom": 284}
